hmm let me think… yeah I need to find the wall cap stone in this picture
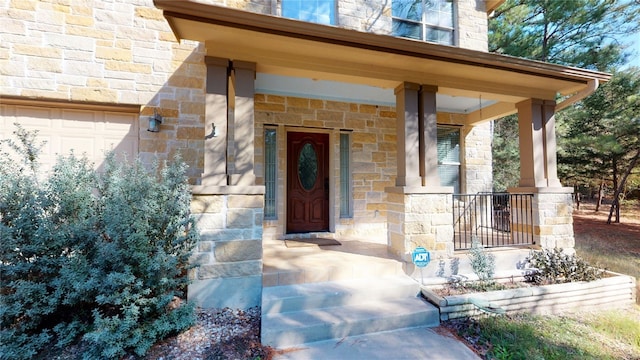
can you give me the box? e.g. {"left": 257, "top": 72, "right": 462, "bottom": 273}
{"left": 385, "top": 186, "right": 454, "bottom": 194}
{"left": 508, "top": 186, "right": 573, "bottom": 194}
{"left": 191, "top": 185, "right": 266, "bottom": 195}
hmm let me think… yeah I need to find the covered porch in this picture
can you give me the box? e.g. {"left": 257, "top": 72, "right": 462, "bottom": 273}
{"left": 155, "top": 0, "right": 610, "bottom": 309}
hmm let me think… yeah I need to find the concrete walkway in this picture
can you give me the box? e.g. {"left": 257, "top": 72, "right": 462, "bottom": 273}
{"left": 271, "top": 326, "right": 481, "bottom": 360}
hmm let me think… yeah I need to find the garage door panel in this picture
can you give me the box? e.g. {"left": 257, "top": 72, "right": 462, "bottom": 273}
{"left": 1, "top": 104, "right": 139, "bottom": 173}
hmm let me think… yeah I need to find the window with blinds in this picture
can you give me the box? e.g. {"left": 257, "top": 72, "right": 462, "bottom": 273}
{"left": 264, "top": 128, "right": 277, "bottom": 219}
{"left": 437, "top": 126, "right": 460, "bottom": 193}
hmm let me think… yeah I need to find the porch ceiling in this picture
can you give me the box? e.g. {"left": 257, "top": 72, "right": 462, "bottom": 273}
{"left": 155, "top": 0, "right": 610, "bottom": 124}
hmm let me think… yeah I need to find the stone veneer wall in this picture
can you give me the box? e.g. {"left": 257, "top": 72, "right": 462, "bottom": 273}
{"left": 189, "top": 194, "right": 265, "bottom": 309}
{"left": 533, "top": 192, "right": 575, "bottom": 250}
{"left": 387, "top": 191, "right": 454, "bottom": 260}
{"left": 1, "top": 0, "right": 207, "bottom": 182}
{"left": 464, "top": 123, "right": 493, "bottom": 194}
{"left": 508, "top": 190, "right": 575, "bottom": 252}
{"left": 254, "top": 94, "right": 398, "bottom": 240}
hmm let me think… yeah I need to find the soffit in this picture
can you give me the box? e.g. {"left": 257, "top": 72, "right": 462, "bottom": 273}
{"left": 155, "top": 0, "right": 610, "bottom": 106}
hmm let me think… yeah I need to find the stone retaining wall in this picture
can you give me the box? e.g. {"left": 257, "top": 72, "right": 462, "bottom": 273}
{"left": 422, "top": 272, "right": 637, "bottom": 321}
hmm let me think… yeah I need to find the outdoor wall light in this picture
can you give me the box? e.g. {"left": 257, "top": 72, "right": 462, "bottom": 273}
{"left": 148, "top": 110, "right": 162, "bottom": 132}
{"left": 206, "top": 123, "right": 219, "bottom": 139}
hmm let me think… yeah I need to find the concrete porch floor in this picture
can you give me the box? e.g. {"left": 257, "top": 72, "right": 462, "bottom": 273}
{"left": 262, "top": 236, "right": 409, "bottom": 287}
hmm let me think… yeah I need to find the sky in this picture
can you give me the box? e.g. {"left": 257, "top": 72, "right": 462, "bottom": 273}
{"left": 621, "top": 32, "right": 640, "bottom": 69}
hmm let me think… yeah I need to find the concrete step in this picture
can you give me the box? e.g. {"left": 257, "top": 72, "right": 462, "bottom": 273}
{"left": 261, "top": 276, "right": 440, "bottom": 349}
{"left": 263, "top": 256, "right": 405, "bottom": 287}
{"left": 262, "top": 296, "right": 439, "bottom": 348}
{"left": 262, "top": 276, "right": 421, "bottom": 315}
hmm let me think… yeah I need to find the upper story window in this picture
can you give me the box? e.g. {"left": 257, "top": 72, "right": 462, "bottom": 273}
{"left": 282, "top": 0, "right": 336, "bottom": 25}
{"left": 392, "top": 0, "right": 455, "bottom": 45}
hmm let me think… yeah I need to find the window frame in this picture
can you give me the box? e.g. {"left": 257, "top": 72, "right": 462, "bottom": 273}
{"left": 391, "top": 0, "right": 457, "bottom": 46}
{"left": 281, "top": 0, "right": 337, "bottom": 26}
{"left": 339, "top": 132, "right": 352, "bottom": 218}
{"left": 264, "top": 127, "right": 278, "bottom": 220}
{"left": 436, "top": 125, "right": 461, "bottom": 194}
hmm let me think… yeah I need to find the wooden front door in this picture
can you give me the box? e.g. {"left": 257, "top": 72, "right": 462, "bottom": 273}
{"left": 287, "top": 132, "right": 329, "bottom": 233}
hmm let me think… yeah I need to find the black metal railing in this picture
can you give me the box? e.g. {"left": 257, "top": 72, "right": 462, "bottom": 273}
{"left": 453, "top": 192, "right": 534, "bottom": 250}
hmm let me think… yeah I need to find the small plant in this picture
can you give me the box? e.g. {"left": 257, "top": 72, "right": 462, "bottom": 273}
{"left": 469, "top": 238, "right": 496, "bottom": 289}
{"left": 524, "top": 248, "right": 604, "bottom": 284}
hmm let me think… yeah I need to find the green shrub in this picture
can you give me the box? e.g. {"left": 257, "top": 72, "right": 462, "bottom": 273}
{"left": 0, "top": 125, "right": 199, "bottom": 359}
{"left": 469, "top": 238, "right": 496, "bottom": 288}
{"left": 525, "top": 248, "right": 604, "bottom": 284}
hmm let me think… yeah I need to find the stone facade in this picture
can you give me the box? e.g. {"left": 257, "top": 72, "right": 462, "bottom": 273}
{"left": 4, "top": 0, "right": 580, "bottom": 313}
{"left": 464, "top": 123, "right": 494, "bottom": 194}
{"left": 532, "top": 191, "right": 575, "bottom": 251}
{"left": 1, "top": 0, "right": 207, "bottom": 182}
{"left": 387, "top": 190, "right": 454, "bottom": 260}
{"left": 189, "top": 194, "right": 265, "bottom": 308}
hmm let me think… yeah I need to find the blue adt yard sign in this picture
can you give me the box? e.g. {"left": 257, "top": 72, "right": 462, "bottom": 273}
{"left": 412, "top": 247, "right": 430, "bottom": 268}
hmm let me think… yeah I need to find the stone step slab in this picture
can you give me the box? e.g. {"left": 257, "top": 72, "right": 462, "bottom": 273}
{"left": 262, "top": 276, "right": 421, "bottom": 315}
{"left": 261, "top": 296, "right": 440, "bottom": 348}
{"left": 261, "top": 275, "right": 440, "bottom": 348}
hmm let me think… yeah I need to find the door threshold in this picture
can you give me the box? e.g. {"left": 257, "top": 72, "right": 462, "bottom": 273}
{"left": 282, "top": 232, "right": 335, "bottom": 240}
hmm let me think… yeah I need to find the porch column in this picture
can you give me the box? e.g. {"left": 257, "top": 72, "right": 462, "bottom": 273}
{"left": 229, "top": 61, "right": 257, "bottom": 186}
{"left": 511, "top": 98, "right": 574, "bottom": 252}
{"left": 188, "top": 59, "right": 264, "bottom": 310}
{"left": 516, "top": 99, "right": 561, "bottom": 188}
{"left": 420, "top": 85, "right": 440, "bottom": 186}
{"left": 394, "top": 82, "right": 422, "bottom": 187}
{"left": 202, "top": 57, "right": 230, "bottom": 186}
{"left": 387, "top": 83, "right": 454, "bottom": 266}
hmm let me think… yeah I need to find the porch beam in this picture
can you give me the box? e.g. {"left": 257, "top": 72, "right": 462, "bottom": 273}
{"left": 465, "top": 101, "right": 517, "bottom": 126}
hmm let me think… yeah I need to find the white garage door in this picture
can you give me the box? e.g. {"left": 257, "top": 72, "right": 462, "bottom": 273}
{"left": 0, "top": 103, "right": 139, "bottom": 174}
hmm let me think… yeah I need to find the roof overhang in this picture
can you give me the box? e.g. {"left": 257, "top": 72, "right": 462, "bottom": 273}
{"left": 154, "top": 0, "right": 610, "bottom": 124}
{"left": 485, "top": 0, "right": 506, "bottom": 14}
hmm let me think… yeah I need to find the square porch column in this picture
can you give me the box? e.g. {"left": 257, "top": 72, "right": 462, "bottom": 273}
{"left": 189, "top": 59, "right": 264, "bottom": 310}
{"left": 387, "top": 83, "right": 453, "bottom": 262}
{"left": 511, "top": 98, "right": 574, "bottom": 252}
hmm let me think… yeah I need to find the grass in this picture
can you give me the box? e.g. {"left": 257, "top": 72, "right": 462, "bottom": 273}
{"left": 451, "top": 309, "right": 640, "bottom": 359}
{"left": 445, "top": 200, "right": 640, "bottom": 359}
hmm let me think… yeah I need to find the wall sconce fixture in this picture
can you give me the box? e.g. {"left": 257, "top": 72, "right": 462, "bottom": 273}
{"left": 206, "top": 123, "right": 219, "bottom": 139}
{"left": 148, "top": 110, "right": 162, "bottom": 132}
